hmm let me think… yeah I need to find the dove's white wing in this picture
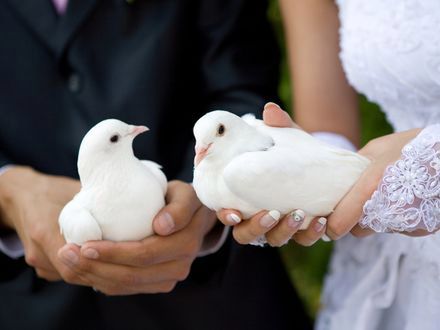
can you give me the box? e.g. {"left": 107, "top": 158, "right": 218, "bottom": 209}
{"left": 141, "top": 160, "right": 167, "bottom": 195}
{"left": 59, "top": 198, "right": 102, "bottom": 245}
{"left": 222, "top": 145, "right": 365, "bottom": 217}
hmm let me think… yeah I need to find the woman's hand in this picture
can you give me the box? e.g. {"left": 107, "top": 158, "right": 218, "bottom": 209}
{"left": 216, "top": 102, "right": 424, "bottom": 247}
{"left": 216, "top": 103, "right": 328, "bottom": 247}
{"left": 328, "top": 129, "right": 422, "bottom": 239}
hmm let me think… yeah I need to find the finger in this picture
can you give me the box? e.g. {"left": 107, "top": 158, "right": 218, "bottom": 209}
{"left": 41, "top": 228, "right": 77, "bottom": 277}
{"left": 153, "top": 180, "right": 201, "bottom": 236}
{"left": 24, "top": 245, "right": 58, "bottom": 272}
{"left": 78, "top": 207, "right": 207, "bottom": 267}
{"left": 92, "top": 280, "right": 178, "bottom": 296}
{"left": 77, "top": 236, "right": 170, "bottom": 267}
{"left": 216, "top": 209, "right": 242, "bottom": 226}
{"left": 263, "top": 102, "right": 297, "bottom": 128}
{"left": 232, "top": 210, "right": 281, "bottom": 245}
{"left": 350, "top": 224, "right": 375, "bottom": 238}
{"left": 35, "top": 268, "right": 62, "bottom": 281}
{"left": 292, "top": 217, "right": 327, "bottom": 247}
{"left": 326, "top": 165, "right": 383, "bottom": 240}
{"left": 62, "top": 253, "right": 189, "bottom": 286}
{"left": 265, "top": 210, "right": 305, "bottom": 247}
{"left": 56, "top": 244, "right": 94, "bottom": 286}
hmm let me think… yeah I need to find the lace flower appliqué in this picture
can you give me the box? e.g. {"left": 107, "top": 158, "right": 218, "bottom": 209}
{"left": 360, "top": 124, "right": 440, "bottom": 233}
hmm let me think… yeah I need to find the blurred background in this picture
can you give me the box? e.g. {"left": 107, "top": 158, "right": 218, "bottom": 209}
{"left": 267, "top": 0, "right": 393, "bottom": 319}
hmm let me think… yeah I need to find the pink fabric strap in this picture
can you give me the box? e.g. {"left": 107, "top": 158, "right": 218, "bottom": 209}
{"left": 52, "top": 0, "right": 68, "bottom": 15}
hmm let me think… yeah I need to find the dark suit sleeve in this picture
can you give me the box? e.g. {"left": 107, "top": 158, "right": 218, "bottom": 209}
{"left": 198, "top": 0, "right": 280, "bottom": 113}
{"left": 0, "top": 152, "right": 12, "bottom": 169}
{"left": 176, "top": 0, "right": 280, "bottom": 181}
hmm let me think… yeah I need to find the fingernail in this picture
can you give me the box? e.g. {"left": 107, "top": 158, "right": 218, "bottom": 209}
{"left": 61, "top": 249, "right": 79, "bottom": 266}
{"left": 288, "top": 210, "right": 305, "bottom": 229}
{"left": 314, "top": 217, "right": 327, "bottom": 233}
{"left": 226, "top": 213, "right": 241, "bottom": 224}
{"left": 83, "top": 248, "right": 99, "bottom": 259}
{"left": 322, "top": 234, "right": 331, "bottom": 242}
{"left": 292, "top": 209, "right": 305, "bottom": 221}
{"left": 265, "top": 102, "right": 281, "bottom": 110}
{"left": 157, "top": 212, "right": 175, "bottom": 234}
{"left": 260, "top": 210, "right": 281, "bottom": 228}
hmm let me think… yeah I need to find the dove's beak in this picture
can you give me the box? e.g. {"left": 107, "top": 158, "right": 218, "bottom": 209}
{"left": 194, "top": 142, "right": 212, "bottom": 167}
{"left": 129, "top": 125, "right": 149, "bottom": 137}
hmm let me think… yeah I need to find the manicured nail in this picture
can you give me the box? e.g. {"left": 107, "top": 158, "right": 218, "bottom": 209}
{"left": 260, "top": 210, "right": 281, "bottom": 228}
{"left": 321, "top": 234, "right": 331, "bottom": 242}
{"left": 83, "top": 248, "right": 99, "bottom": 259}
{"left": 157, "top": 212, "right": 175, "bottom": 234}
{"left": 61, "top": 249, "right": 79, "bottom": 266}
{"left": 314, "top": 217, "right": 327, "bottom": 232}
{"left": 265, "top": 102, "right": 281, "bottom": 110}
{"left": 288, "top": 209, "right": 305, "bottom": 228}
{"left": 226, "top": 213, "right": 241, "bottom": 224}
{"left": 292, "top": 209, "right": 305, "bottom": 221}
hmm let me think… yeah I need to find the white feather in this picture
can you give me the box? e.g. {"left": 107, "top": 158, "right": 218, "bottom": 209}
{"left": 193, "top": 111, "right": 370, "bottom": 228}
{"left": 59, "top": 119, "right": 167, "bottom": 245}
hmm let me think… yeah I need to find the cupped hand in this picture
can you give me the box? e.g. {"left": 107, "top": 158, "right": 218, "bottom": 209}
{"left": 327, "top": 129, "right": 422, "bottom": 239}
{"left": 57, "top": 180, "right": 217, "bottom": 295}
{"left": 216, "top": 102, "right": 328, "bottom": 247}
{"left": 0, "top": 166, "right": 80, "bottom": 280}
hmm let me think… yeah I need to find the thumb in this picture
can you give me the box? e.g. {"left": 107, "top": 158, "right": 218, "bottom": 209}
{"left": 153, "top": 181, "right": 201, "bottom": 236}
{"left": 326, "top": 162, "right": 383, "bottom": 240}
{"left": 263, "top": 102, "right": 296, "bottom": 128}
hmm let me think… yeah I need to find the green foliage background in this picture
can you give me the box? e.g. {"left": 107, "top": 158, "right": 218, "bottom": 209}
{"left": 267, "top": 1, "right": 393, "bottom": 319}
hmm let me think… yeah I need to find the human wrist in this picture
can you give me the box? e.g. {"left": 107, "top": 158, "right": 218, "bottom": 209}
{"left": 0, "top": 166, "right": 36, "bottom": 230}
{"left": 360, "top": 125, "right": 440, "bottom": 233}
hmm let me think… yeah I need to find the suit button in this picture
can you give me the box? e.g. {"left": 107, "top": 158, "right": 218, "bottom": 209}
{"left": 68, "top": 73, "right": 81, "bottom": 93}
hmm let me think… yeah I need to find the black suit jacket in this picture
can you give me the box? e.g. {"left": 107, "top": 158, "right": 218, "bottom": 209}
{"left": 0, "top": 1, "right": 311, "bottom": 329}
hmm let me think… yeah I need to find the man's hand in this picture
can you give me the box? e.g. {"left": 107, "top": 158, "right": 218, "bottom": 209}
{"left": 0, "top": 166, "right": 80, "bottom": 280}
{"left": 57, "top": 181, "right": 217, "bottom": 295}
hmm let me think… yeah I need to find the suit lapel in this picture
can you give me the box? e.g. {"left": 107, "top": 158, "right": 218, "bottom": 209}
{"left": 54, "top": 0, "right": 98, "bottom": 57}
{"left": 5, "top": 0, "right": 59, "bottom": 53}
{"left": 5, "top": 0, "right": 98, "bottom": 57}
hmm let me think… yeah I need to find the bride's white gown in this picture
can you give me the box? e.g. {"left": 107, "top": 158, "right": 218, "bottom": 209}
{"left": 317, "top": 1, "right": 440, "bottom": 329}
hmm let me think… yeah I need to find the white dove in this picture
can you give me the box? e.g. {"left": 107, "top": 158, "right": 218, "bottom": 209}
{"left": 59, "top": 119, "right": 167, "bottom": 245}
{"left": 192, "top": 110, "right": 370, "bottom": 229}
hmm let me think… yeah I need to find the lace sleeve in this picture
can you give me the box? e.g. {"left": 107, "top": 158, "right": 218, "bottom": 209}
{"left": 360, "top": 124, "right": 440, "bottom": 233}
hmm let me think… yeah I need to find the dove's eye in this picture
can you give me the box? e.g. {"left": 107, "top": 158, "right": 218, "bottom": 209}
{"left": 217, "top": 124, "right": 225, "bottom": 136}
{"left": 110, "top": 134, "right": 120, "bottom": 143}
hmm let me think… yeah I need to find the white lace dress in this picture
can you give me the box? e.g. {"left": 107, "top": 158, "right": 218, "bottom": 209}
{"left": 316, "top": 1, "right": 440, "bottom": 329}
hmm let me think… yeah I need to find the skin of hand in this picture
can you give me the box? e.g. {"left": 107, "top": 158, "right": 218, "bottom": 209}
{"left": 217, "top": 103, "right": 423, "bottom": 246}
{"left": 57, "top": 180, "right": 217, "bottom": 295}
{"left": 0, "top": 167, "right": 216, "bottom": 294}
{"left": 0, "top": 166, "right": 80, "bottom": 281}
{"left": 328, "top": 128, "right": 422, "bottom": 240}
{"left": 216, "top": 103, "right": 328, "bottom": 247}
